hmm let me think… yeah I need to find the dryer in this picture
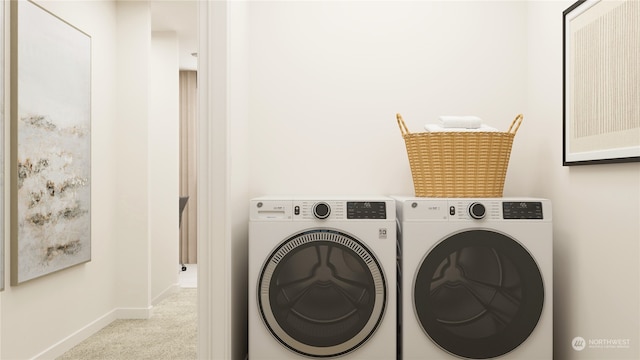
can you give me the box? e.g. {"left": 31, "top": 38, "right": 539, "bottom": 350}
{"left": 249, "top": 196, "right": 397, "bottom": 359}
{"left": 394, "top": 196, "right": 552, "bottom": 359}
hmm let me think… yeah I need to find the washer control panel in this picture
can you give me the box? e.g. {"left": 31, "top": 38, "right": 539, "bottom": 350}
{"left": 251, "top": 198, "right": 393, "bottom": 221}
{"left": 308, "top": 201, "right": 388, "bottom": 220}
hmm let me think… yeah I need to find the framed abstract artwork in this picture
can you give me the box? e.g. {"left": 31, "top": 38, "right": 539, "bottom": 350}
{"left": 562, "top": 0, "right": 640, "bottom": 165}
{"left": 10, "top": 0, "right": 91, "bottom": 284}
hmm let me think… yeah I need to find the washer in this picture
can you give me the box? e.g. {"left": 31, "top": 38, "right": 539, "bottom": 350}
{"left": 394, "top": 196, "right": 552, "bottom": 359}
{"left": 249, "top": 196, "right": 397, "bottom": 359}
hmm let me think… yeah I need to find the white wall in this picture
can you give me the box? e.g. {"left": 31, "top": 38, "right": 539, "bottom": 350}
{"left": 1, "top": 1, "right": 120, "bottom": 358}
{"left": 246, "top": 1, "right": 527, "bottom": 197}
{"left": 149, "top": 31, "right": 180, "bottom": 304}
{"left": 524, "top": 1, "right": 639, "bottom": 359}
{"left": 114, "top": 0, "right": 152, "bottom": 314}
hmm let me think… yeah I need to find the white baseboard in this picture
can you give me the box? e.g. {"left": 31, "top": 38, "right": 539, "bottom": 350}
{"left": 32, "top": 305, "right": 154, "bottom": 359}
{"left": 151, "top": 283, "right": 180, "bottom": 306}
{"left": 116, "top": 305, "right": 154, "bottom": 319}
{"left": 32, "top": 309, "right": 117, "bottom": 359}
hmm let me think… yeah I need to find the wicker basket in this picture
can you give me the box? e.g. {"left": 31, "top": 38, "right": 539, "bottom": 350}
{"left": 397, "top": 113, "right": 523, "bottom": 197}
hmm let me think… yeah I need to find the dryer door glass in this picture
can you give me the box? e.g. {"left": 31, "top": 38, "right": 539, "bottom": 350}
{"left": 258, "top": 229, "right": 387, "bottom": 358}
{"left": 413, "top": 230, "right": 544, "bottom": 359}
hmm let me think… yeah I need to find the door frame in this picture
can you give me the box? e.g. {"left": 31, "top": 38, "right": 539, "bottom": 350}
{"left": 197, "top": 1, "right": 232, "bottom": 359}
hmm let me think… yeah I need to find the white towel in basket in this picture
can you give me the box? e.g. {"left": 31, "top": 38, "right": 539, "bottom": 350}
{"left": 424, "top": 124, "right": 499, "bottom": 132}
{"left": 439, "top": 115, "right": 482, "bottom": 129}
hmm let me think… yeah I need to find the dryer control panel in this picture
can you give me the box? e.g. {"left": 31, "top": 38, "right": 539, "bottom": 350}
{"left": 399, "top": 198, "right": 548, "bottom": 221}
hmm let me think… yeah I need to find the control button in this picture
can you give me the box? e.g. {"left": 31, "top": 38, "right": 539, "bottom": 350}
{"left": 449, "top": 206, "right": 456, "bottom": 216}
{"left": 468, "top": 202, "right": 486, "bottom": 220}
{"left": 313, "top": 202, "right": 331, "bottom": 219}
{"left": 294, "top": 206, "right": 300, "bottom": 216}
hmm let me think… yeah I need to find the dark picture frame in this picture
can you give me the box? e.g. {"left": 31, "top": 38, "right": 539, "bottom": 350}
{"left": 562, "top": 0, "right": 640, "bottom": 165}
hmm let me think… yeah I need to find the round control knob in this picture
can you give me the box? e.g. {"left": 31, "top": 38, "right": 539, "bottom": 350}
{"left": 313, "top": 202, "right": 331, "bottom": 219}
{"left": 468, "top": 202, "right": 486, "bottom": 220}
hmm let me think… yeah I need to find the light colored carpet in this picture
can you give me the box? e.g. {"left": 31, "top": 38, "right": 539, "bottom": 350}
{"left": 57, "top": 288, "right": 197, "bottom": 360}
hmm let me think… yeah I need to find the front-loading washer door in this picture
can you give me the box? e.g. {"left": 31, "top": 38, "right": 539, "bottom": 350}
{"left": 414, "top": 229, "right": 544, "bottom": 359}
{"left": 258, "top": 229, "right": 387, "bottom": 358}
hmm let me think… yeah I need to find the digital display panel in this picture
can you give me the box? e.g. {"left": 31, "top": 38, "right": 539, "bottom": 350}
{"left": 503, "top": 202, "right": 544, "bottom": 219}
{"left": 347, "top": 202, "right": 386, "bottom": 219}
